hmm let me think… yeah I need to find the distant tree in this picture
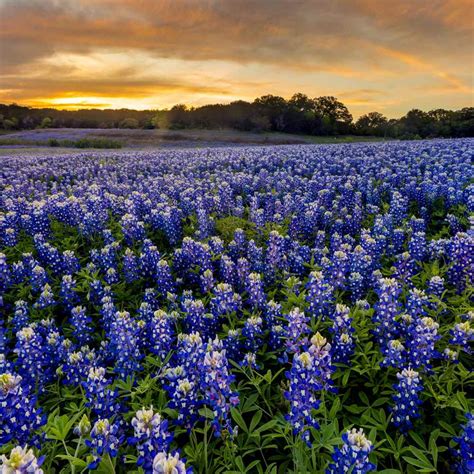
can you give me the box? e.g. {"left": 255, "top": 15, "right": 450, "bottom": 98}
{"left": 253, "top": 95, "right": 287, "bottom": 131}
{"left": 151, "top": 111, "right": 169, "bottom": 129}
{"left": 313, "top": 96, "right": 352, "bottom": 134}
{"left": 119, "top": 118, "right": 139, "bottom": 129}
{"left": 284, "top": 94, "right": 317, "bottom": 134}
{"left": 355, "top": 112, "right": 388, "bottom": 136}
{"left": 3, "top": 117, "right": 18, "bottom": 130}
{"left": 40, "top": 117, "right": 52, "bottom": 128}
{"left": 400, "top": 109, "right": 432, "bottom": 138}
{"left": 167, "top": 104, "right": 190, "bottom": 129}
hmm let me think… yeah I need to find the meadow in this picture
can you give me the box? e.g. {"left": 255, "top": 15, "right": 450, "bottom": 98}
{"left": 0, "top": 139, "right": 473, "bottom": 473}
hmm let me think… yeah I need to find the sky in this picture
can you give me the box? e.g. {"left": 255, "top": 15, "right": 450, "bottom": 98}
{"left": 0, "top": 0, "right": 473, "bottom": 118}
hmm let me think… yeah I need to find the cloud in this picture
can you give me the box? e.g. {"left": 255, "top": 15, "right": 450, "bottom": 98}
{"left": 0, "top": 0, "right": 472, "bottom": 116}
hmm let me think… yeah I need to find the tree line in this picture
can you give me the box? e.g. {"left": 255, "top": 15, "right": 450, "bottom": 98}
{"left": 1, "top": 94, "right": 473, "bottom": 139}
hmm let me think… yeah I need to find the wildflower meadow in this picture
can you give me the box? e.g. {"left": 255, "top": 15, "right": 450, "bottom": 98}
{"left": 0, "top": 139, "right": 473, "bottom": 473}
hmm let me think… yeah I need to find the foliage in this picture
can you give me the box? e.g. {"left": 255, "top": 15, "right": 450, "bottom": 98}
{"left": 1, "top": 98, "right": 472, "bottom": 138}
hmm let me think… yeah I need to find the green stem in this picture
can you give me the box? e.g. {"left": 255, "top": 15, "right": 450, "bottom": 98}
{"left": 106, "top": 453, "right": 116, "bottom": 473}
{"left": 204, "top": 420, "right": 209, "bottom": 473}
{"left": 70, "top": 436, "right": 83, "bottom": 474}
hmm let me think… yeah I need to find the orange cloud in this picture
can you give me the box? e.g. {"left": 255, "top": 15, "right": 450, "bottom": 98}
{"left": 0, "top": 0, "right": 472, "bottom": 116}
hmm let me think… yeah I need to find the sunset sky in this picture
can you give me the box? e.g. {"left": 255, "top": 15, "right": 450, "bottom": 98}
{"left": 0, "top": 0, "right": 473, "bottom": 117}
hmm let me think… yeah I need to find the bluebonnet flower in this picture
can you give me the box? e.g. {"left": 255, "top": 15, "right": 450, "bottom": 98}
{"left": 330, "top": 250, "right": 349, "bottom": 289}
{"left": 327, "top": 428, "right": 375, "bottom": 474}
{"left": 11, "top": 260, "right": 26, "bottom": 285}
{"left": 14, "top": 325, "right": 50, "bottom": 390}
{"left": 427, "top": 275, "right": 444, "bottom": 299}
{"left": 446, "top": 213, "right": 463, "bottom": 235}
{"left": 63, "top": 249, "right": 80, "bottom": 274}
{"left": 330, "top": 304, "right": 355, "bottom": 365}
{"left": 392, "top": 252, "right": 416, "bottom": 284}
{"left": 11, "top": 300, "right": 29, "bottom": 334}
{"left": 247, "top": 239, "right": 264, "bottom": 273}
{"left": 89, "top": 279, "right": 105, "bottom": 305}
{"left": 201, "top": 340, "right": 239, "bottom": 437}
{"left": 390, "top": 191, "right": 408, "bottom": 225}
{"left": 381, "top": 339, "right": 406, "bottom": 368}
{"left": 306, "top": 271, "right": 334, "bottom": 320}
{"left": 0, "top": 446, "right": 45, "bottom": 474}
{"left": 284, "top": 333, "right": 333, "bottom": 445}
{"left": 450, "top": 318, "right": 474, "bottom": 355}
{"left": 264, "top": 299, "right": 282, "bottom": 330}
{"left": 34, "top": 283, "right": 55, "bottom": 309}
{"left": 406, "top": 316, "right": 440, "bottom": 370}
{"left": 61, "top": 346, "right": 98, "bottom": 386}
{"left": 406, "top": 288, "right": 429, "bottom": 320}
{"left": 156, "top": 259, "right": 176, "bottom": 296}
{"left": 284, "top": 307, "right": 310, "bottom": 355}
{"left": 163, "top": 333, "right": 204, "bottom": 428}
{"left": 152, "top": 452, "right": 191, "bottom": 474}
{"left": 86, "top": 418, "right": 123, "bottom": 470}
{"left": 82, "top": 367, "right": 121, "bottom": 418}
{"left": 123, "top": 248, "right": 139, "bottom": 283}
{"left": 182, "top": 298, "right": 214, "bottom": 338}
{"left": 224, "top": 329, "right": 241, "bottom": 361}
{"left": 200, "top": 269, "right": 214, "bottom": 293}
{"left": 241, "top": 352, "right": 259, "bottom": 370}
{"left": 409, "top": 231, "right": 427, "bottom": 261}
{"left": 0, "top": 372, "right": 45, "bottom": 446}
{"left": 246, "top": 272, "right": 266, "bottom": 309}
{"left": 373, "top": 278, "right": 401, "bottom": 345}
{"left": 128, "top": 407, "right": 172, "bottom": 470}
{"left": 196, "top": 205, "right": 213, "bottom": 239}
{"left": 265, "top": 230, "right": 288, "bottom": 278}
{"left": 30, "top": 265, "right": 48, "bottom": 292}
{"left": 219, "top": 255, "right": 236, "bottom": 287}
{"left": 446, "top": 232, "right": 473, "bottom": 293}
{"left": 120, "top": 213, "right": 145, "bottom": 244}
{"left": 70, "top": 306, "right": 93, "bottom": 346}
{"left": 2, "top": 227, "right": 17, "bottom": 247}
{"left": 139, "top": 241, "right": 161, "bottom": 279}
{"left": 348, "top": 272, "right": 365, "bottom": 303}
{"left": 60, "top": 274, "right": 79, "bottom": 309}
{"left": 242, "top": 316, "right": 263, "bottom": 352}
{"left": 104, "top": 267, "right": 119, "bottom": 285}
{"left": 391, "top": 368, "right": 423, "bottom": 432}
{"left": 453, "top": 413, "right": 474, "bottom": 474}
{"left": 149, "top": 310, "right": 175, "bottom": 360}
{"left": 211, "top": 283, "right": 241, "bottom": 318}
{"left": 106, "top": 310, "right": 142, "bottom": 377}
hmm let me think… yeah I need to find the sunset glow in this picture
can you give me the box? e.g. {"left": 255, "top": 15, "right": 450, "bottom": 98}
{"left": 0, "top": 0, "right": 473, "bottom": 117}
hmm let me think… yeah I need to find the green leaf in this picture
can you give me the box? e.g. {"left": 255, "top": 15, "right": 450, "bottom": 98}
{"left": 329, "top": 397, "right": 341, "bottom": 418}
{"left": 408, "top": 431, "right": 426, "bottom": 450}
{"left": 56, "top": 455, "right": 88, "bottom": 469}
{"left": 231, "top": 408, "right": 248, "bottom": 433}
{"left": 249, "top": 411, "right": 262, "bottom": 432}
{"left": 402, "top": 457, "right": 434, "bottom": 471}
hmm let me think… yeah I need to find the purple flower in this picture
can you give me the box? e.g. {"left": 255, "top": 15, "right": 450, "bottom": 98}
{"left": 391, "top": 368, "right": 423, "bottom": 433}
{"left": 128, "top": 407, "right": 172, "bottom": 470}
{"left": 85, "top": 419, "right": 123, "bottom": 470}
{"left": 327, "top": 428, "right": 375, "bottom": 474}
{"left": 0, "top": 446, "right": 45, "bottom": 474}
{"left": 152, "top": 452, "right": 191, "bottom": 474}
{"left": 453, "top": 413, "right": 474, "bottom": 474}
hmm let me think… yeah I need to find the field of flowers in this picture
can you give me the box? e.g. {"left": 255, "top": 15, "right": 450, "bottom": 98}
{"left": 0, "top": 140, "right": 473, "bottom": 473}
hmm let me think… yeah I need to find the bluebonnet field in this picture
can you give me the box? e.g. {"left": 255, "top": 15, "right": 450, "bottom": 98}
{"left": 0, "top": 139, "right": 473, "bottom": 474}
